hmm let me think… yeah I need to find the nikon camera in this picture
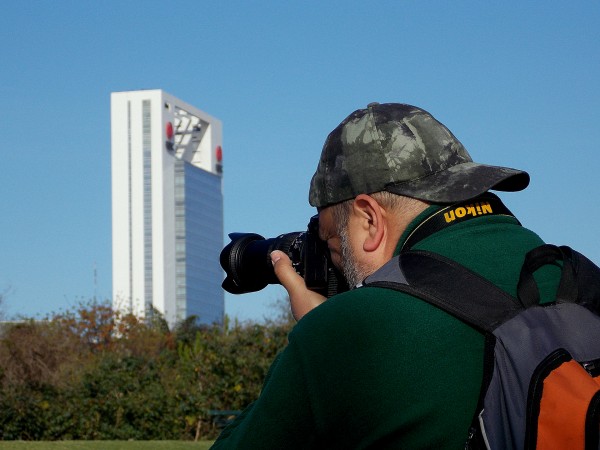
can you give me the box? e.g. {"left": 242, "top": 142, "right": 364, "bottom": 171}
{"left": 220, "top": 216, "right": 348, "bottom": 298}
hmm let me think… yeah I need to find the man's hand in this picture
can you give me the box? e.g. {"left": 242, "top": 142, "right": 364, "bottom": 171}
{"left": 270, "top": 250, "right": 327, "bottom": 321}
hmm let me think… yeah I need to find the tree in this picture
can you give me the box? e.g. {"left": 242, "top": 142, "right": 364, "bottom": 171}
{"left": 0, "top": 297, "right": 295, "bottom": 440}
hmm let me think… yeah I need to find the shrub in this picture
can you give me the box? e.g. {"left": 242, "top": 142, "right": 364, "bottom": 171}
{"left": 0, "top": 299, "right": 293, "bottom": 440}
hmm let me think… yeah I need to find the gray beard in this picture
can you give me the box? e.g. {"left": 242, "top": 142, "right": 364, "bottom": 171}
{"left": 339, "top": 226, "right": 370, "bottom": 288}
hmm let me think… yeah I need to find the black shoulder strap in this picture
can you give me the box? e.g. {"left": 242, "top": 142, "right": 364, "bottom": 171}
{"left": 362, "top": 250, "right": 523, "bottom": 333}
{"left": 401, "top": 193, "right": 519, "bottom": 251}
{"left": 363, "top": 246, "right": 600, "bottom": 333}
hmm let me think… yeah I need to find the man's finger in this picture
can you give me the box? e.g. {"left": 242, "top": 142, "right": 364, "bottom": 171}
{"left": 271, "top": 250, "right": 326, "bottom": 320}
{"left": 271, "top": 251, "right": 305, "bottom": 297}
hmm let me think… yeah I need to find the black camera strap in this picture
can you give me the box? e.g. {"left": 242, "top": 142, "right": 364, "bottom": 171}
{"left": 401, "top": 193, "right": 520, "bottom": 252}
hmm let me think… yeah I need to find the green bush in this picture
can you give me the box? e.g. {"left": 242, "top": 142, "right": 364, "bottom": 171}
{"left": 0, "top": 300, "right": 293, "bottom": 441}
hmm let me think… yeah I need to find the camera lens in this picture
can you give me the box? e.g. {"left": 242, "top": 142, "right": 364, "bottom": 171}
{"left": 220, "top": 215, "right": 349, "bottom": 298}
{"left": 220, "top": 232, "right": 304, "bottom": 294}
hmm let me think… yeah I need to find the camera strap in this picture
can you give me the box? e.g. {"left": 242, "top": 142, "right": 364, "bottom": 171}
{"left": 401, "top": 193, "right": 520, "bottom": 252}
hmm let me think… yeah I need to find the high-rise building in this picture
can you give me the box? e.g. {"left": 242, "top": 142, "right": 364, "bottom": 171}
{"left": 111, "top": 90, "right": 224, "bottom": 327}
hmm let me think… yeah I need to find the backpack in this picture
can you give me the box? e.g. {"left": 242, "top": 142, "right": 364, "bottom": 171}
{"left": 362, "top": 244, "right": 600, "bottom": 450}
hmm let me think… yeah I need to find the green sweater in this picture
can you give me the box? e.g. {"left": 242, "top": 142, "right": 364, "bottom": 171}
{"left": 212, "top": 206, "right": 558, "bottom": 449}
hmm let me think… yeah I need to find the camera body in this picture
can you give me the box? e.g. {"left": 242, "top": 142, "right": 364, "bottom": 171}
{"left": 220, "top": 216, "right": 348, "bottom": 298}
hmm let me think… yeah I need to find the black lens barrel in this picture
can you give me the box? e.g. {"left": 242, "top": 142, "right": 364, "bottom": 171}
{"left": 220, "top": 232, "right": 303, "bottom": 294}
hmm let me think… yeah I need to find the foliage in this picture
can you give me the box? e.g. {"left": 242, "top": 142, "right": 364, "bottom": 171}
{"left": 0, "top": 299, "right": 294, "bottom": 441}
{"left": 0, "top": 441, "right": 213, "bottom": 449}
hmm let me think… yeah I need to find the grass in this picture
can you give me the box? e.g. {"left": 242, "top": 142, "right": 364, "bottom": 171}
{"left": 0, "top": 442, "right": 214, "bottom": 449}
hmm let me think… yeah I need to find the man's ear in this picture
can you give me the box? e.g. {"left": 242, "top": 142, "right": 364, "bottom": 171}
{"left": 352, "top": 194, "right": 385, "bottom": 253}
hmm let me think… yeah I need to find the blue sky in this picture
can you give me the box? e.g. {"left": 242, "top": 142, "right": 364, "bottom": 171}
{"left": 1, "top": 1, "right": 599, "bottom": 322}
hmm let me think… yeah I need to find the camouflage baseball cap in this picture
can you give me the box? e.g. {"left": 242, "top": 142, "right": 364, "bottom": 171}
{"left": 309, "top": 103, "right": 529, "bottom": 208}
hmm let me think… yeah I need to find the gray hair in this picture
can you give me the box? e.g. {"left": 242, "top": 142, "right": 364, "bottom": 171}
{"left": 330, "top": 192, "right": 428, "bottom": 234}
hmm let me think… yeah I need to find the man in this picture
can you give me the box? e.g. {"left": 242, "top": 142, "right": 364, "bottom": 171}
{"left": 212, "top": 103, "right": 559, "bottom": 448}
